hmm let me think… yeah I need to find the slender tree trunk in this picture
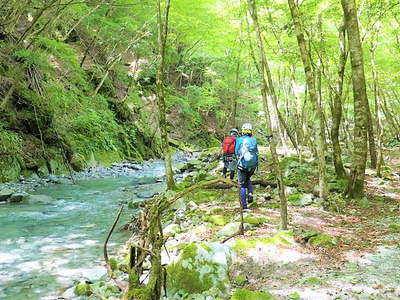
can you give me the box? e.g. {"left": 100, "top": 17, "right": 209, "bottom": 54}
{"left": 248, "top": 0, "right": 287, "bottom": 229}
{"left": 370, "top": 43, "right": 384, "bottom": 176}
{"left": 331, "top": 19, "right": 348, "bottom": 179}
{"left": 232, "top": 58, "right": 241, "bottom": 128}
{"left": 366, "top": 100, "right": 377, "bottom": 169}
{"left": 157, "top": 0, "right": 176, "bottom": 190}
{"left": 287, "top": 0, "right": 328, "bottom": 204}
{"left": 341, "top": 0, "right": 369, "bottom": 199}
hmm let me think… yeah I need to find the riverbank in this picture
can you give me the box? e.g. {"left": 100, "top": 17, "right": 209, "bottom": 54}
{"left": 0, "top": 152, "right": 197, "bottom": 300}
{"left": 0, "top": 151, "right": 195, "bottom": 204}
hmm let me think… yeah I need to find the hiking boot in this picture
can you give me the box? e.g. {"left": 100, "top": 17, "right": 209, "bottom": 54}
{"left": 248, "top": 193, "right": 254, "bottom": 204}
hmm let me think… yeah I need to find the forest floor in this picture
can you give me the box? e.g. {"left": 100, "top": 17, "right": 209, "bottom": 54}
{"left": 172, "top": 148, "right": 400, "bottom": 300}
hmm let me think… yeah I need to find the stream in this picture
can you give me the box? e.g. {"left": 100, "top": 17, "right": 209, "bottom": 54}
{"left": 0, "top": 158, "right": 183, "bottom": 300}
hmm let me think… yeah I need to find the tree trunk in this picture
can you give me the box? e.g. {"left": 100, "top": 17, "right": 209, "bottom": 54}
{"left": 341, "top": 0, "right": 369, "bottom": 199}
{"left": 331, "top": 19, "right": 348, "bottom": 179}
{"left": 156, "top": 0, "right": 176, "bottom": 190}
{"left": 366, "top": 100, "right": 377, "bottom": 169}
{"left": 232, "top": 58, "right": 241, "bottom": 128}
{"left": 248, "top": 0, "right": 287, "bottom": 230}
{"left": 370, "top": 43, "right": 384, "bottom": 176}
{"left": 287, "top": 0, "right": 328, "bottom": 204}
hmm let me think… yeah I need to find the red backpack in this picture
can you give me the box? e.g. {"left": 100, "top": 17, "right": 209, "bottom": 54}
{"left": 222, "top": 136, "right": 236, "bottom": 154}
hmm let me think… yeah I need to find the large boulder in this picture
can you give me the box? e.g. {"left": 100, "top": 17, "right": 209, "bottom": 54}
{"left": 216, "top": 222, "right": 251, "bottom": 238}
{"left": 167, "top": 242, "right": 231, "bottom": 296}
{"left": 26, "top": 194, "right": 54, "bottom": 204}
{"left": 8, "top": 192, "right": 29, "bottom": 203}
{"left": 0, "top": 189, "right": 14, "bottom": 202}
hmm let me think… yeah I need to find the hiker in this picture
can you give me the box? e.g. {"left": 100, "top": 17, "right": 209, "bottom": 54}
{"left": 235, "top": 123, "right": 258, "bottom": 209}
{"left": 220, "top": 128, "right": 239, "bottom": 180}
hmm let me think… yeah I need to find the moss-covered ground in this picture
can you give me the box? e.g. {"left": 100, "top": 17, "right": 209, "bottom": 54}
{"left": 158, "top": 147, "right": 400, "bottom": 299}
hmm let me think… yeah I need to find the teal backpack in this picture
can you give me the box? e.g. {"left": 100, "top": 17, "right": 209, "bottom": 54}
{"left": 239, "top": 137, "right": 258, "bottom": 170}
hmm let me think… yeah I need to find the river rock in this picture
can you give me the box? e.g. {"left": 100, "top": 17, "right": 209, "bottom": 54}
{"left": 186, "top": 159, "right": 202, "bottom": 170}
{"left": 0, "top": 188, "right": 14, "bottom": 202}
{"left": 62, "top": 287, "right": 77, "bottom": 299}
{"left": 131, "top": 176, "right": 158, "bottom": 185}
{"left": 26, "top": 194, "right": 54, "bottom": 204}
{"left": 8, "top": 192, "right": 29, "bottom": 203}
{"left": 171, "top": 197, "right": 186, "bottom": 211}
{"left": 136, "top": 190, "right": 158, "bottom": 199}
{"left": 187, "top": 201, "right": 198, "bottom": 210}
{"left": 163, "top": 223, "right": 181, "bottom": 237}
{"left": 216, "top": 222, "right": 251, "bottom": 238}
{"left": 167, "top": 242, "right": 232, "bottom": 296}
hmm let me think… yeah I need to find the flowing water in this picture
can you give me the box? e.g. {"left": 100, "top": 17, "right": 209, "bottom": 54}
{"left": 0, "top": 159, "right": 170, "bottom": 300}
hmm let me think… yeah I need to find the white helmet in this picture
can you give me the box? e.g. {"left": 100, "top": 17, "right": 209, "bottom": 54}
{"left": 241, "top": 123, "right": 252, "bottom": 131}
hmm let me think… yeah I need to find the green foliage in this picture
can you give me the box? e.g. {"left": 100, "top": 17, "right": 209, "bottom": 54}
{"left": 0, "top": 124, "right": 22, "bottom": 155}
{"left": 329, "top": 178, "right": 349, "bottom": 193}
{"left": 13, "top": 49, "right": 50, "bottom": 71}
{"left": 35, "top": 37, "right": 87, "bottom": 87}
{"left": 68, "top": 108, "right": 121, "bottom": 155}
{"left": 326, "top": 193, "right": 346, "bottom": 213}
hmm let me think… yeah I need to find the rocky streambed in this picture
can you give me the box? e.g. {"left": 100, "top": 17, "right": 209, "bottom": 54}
{"left": 0, "top": 152, "right": 200, "bottom": 300}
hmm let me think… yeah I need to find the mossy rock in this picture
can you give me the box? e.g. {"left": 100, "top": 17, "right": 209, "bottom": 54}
{"left": 206, "top": 215, "right": 230, "bottom": 226}
{"left": 216, "top": 222, "right": 249, "bottom": 238}
{"left": 187, "top": 159, "right": 202, "bottom": 169}
{"left": 233, "top": 231, "right": 294, "bottom": 252}
{"left": 243, "top": 215, "right": 270, "bottom": 226}
{"left": 295, "top": 229, "right": 319, "bottom": 242}
{"left": 288, "top": 292, "right": 301, "bottom": 299}
{"left": 309, "top": 234, "right": 337, "bottom": 248}
{"left": 287, "top": 193, "right": 313, "bottom": 207}
{"left": 8, "top": 192, "right": 29, "bottom": 203}
{"left": 0, "top": 189, "right": 14, "bottom": 202}
{"left": 211, "top": 208, "right": 224, "bottom": 214}
{"left": 167, "top": 242, "right": 231, "bottom": 296}
{"left": 389, "top": 224, "right": 400, "bottom": 231}
{"left": 74, "top": 283, "right": 92, "bottom": 296}
{"left": 300, "top": 276, "right": 323, "bottom": 286}
{"left": 231, "top": 289, "right": 274, "bottom": 300}
{"left": 234, "top": 274, "right": 247, "bottom": 286}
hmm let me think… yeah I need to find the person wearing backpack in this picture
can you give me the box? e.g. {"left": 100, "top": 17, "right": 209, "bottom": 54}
{"left": 220, "top": 128, "right": 239, "bottom": 180}
{"left": 235, "top": 123, "right": 258, "bottom": 209}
